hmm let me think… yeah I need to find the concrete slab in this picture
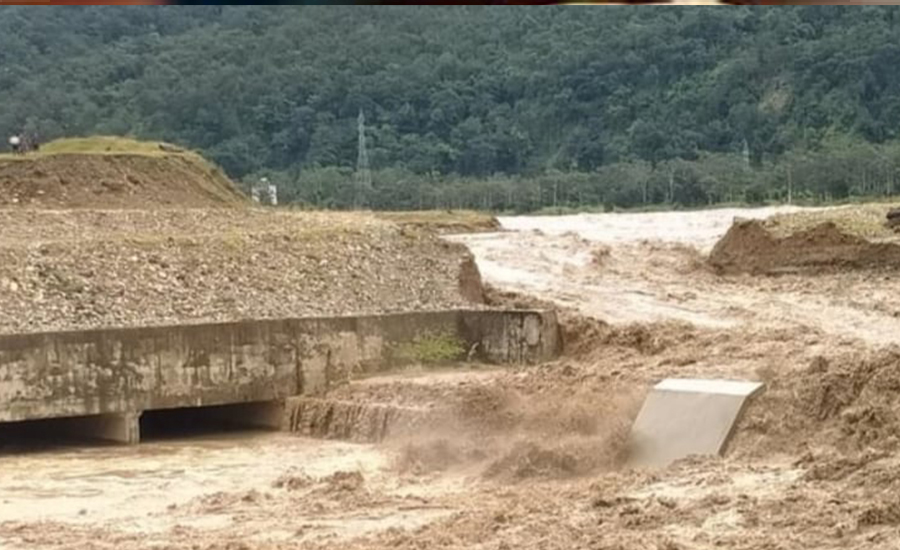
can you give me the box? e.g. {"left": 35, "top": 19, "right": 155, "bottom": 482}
{"left": 628, "top": 378, "right": 765, "bottom": 468}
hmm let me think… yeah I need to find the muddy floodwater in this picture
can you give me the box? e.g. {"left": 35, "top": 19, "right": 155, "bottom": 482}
{"left": 1, "top": 434, "right": 385, "bottom": 536}
{"left": 1, "top": 431, "right": 471, "bottom": 548}
{"left": 454, "top": 206, "right": 900, "bottom": 345}
{"left": 5, "top": 206, "right": 900, "bottom": 550}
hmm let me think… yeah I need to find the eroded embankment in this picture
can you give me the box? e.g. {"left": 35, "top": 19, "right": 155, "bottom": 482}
{"left": 709, "top": 219, "right": 900, "bottom": 274}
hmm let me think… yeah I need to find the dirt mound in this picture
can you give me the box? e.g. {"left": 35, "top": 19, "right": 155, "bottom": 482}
{"left": 0, "top": 154, "right": 246, "bottom": 208}
{"left": 709, "top": 219, "right": 900, "bottom": 274}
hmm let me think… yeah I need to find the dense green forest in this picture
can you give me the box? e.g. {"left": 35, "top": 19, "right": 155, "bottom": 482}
{"left": 2, "top": 6, "right": 900, "bottom": 211}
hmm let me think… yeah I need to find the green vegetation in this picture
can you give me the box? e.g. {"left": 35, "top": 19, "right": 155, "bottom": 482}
{"left": 394, "top": 332, "right": 466, "bottom": 365}
{"left": 2, "top": 7, "right": 900, "bottom": 210}
{"left": 0, "top": 136, "right": 203, "bottom": 163}
{"left": 37, "top": 136, "right": 174, "bottom": 156}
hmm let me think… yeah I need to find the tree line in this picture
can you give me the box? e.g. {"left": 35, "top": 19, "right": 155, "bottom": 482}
{"left": 280, "top": 136, "right": 900, "bottom": 211}
{"left": 2, "top": 6, "right": 900, "bottom": 210}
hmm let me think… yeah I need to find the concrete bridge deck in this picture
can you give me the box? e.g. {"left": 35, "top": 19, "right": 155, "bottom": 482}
{"left": 0, "top": 309, "right": 559, "bottom": 444}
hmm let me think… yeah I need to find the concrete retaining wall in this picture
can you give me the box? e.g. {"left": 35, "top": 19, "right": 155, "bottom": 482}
{"left": 0, "top": 309, "right": 558, "bottom": 429}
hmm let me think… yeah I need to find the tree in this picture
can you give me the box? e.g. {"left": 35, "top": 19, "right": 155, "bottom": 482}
{"left": 2, "top": 6, "right": 900, "bottom": 210}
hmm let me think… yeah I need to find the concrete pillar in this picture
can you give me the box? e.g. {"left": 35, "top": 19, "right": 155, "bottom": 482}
{"left": 77, "top": 412, "right": 142, "bottom": 444}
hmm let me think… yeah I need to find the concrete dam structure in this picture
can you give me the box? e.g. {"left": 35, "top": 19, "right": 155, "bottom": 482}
{"left": 0, "top": 309, "right": 559, "bottom": 444}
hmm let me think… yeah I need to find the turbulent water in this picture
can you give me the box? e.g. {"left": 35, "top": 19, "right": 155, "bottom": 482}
{"left": 453, "top": 206, "right": 900, "bottom": 345}
{"left": 0, "top": 433, "right": 386, "bottom": 529}
{"left": 8, "top": 205, "right": 900, "bottom": 550}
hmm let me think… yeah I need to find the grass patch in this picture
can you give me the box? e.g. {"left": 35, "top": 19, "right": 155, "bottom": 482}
{"left": 763, "top": 203, "right": 899, "bottom": 240}
{"left": 0, "top": 136, "right": 221, "bottom": 174}
{"left": 393, "top": 332, "right": 466, "bottom": 365}
{"left": 0, "top": 136, "right": 183, "bottom": 159}
{"left": 38, "top": 136, "right": 177, "bottom": 156}
{"left": 377, "top": 210, "right": 499, "bottom": 233}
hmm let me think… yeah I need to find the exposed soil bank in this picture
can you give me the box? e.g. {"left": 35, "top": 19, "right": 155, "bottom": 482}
{"left": 0, "top": 154, "right": 246, "bottom": 208}
{"left": 709, "top": 219, "right": 900, "bottom": 274}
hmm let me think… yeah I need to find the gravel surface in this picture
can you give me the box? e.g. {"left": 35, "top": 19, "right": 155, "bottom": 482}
{"left": 0, "top": 209, "right": 479, "bottom": 334}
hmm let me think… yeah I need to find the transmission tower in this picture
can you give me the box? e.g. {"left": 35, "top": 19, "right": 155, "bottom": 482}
{"left": 354, "top": 109, "right": 372, "bottom": 208}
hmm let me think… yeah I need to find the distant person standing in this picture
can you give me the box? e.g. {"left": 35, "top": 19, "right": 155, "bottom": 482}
{"left": 8, "top": 135, "right": 21, "bottom": 155}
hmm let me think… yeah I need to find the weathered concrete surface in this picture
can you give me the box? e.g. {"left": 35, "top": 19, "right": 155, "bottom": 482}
{"left": 628, "top": 378, "right": 765, "bottom": 468}
{"left": 0, "top": 309, "right": 558, "bottom": 427}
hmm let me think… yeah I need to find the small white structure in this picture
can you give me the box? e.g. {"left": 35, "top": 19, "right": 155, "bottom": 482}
{"left": 251, "top": 177, "right": 277, "bottom": 206}
{"left": 628, "top": 378, "right": 765, "bottom": 468}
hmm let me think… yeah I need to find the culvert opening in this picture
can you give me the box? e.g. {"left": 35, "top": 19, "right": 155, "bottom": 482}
{"left": 139, "top": 401, "right": 284, "bottom": 441}
{"left": 0, "top": 414, "right": 133, "bottom": 453}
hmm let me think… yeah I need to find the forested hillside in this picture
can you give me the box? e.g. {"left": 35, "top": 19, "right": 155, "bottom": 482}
{"left": 2, "top": 6, "right": 900, "bottom": 210}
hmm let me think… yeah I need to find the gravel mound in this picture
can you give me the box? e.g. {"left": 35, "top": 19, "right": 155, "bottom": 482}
{"left": 0, "top": 209, "right": 482, "bottom": 334}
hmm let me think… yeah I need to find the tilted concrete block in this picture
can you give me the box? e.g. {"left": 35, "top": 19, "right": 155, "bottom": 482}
{"left": 628, "top": 378, "right": 765, "bottom": 468}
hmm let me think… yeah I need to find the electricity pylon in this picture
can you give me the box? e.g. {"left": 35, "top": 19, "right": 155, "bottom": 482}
{"left": 354, "top": 109, "right": 372, "bottom": 208}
